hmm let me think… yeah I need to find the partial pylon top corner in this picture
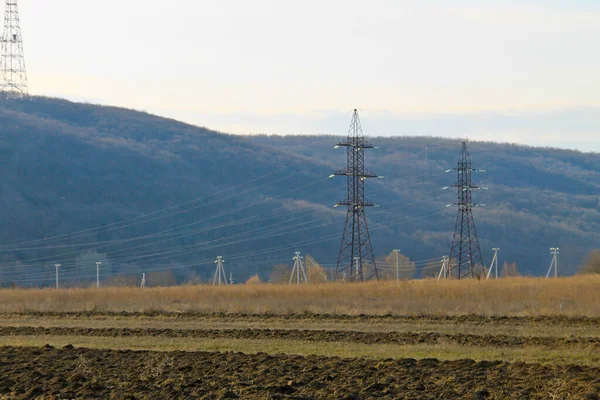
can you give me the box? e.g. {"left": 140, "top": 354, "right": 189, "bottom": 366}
{"left": 0, "top": 0, "right": 28, "bottom": 97}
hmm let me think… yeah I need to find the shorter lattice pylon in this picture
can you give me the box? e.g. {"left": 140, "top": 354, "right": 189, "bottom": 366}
{"left": 447, "top": 141, "right": 487, "bottom": 279}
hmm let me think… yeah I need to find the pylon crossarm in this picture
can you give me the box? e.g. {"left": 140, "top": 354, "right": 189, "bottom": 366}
{"left": 362, "top": 170, "right": 380, "bottom": 178}
{"left": 335, "top": 200, "right": 375, "bottom": 208}
{"left": 331, "top": 169, "right": 379, "bottom": 179}
{"left": 335, "top": 141, "right": 375, "bottom": 149}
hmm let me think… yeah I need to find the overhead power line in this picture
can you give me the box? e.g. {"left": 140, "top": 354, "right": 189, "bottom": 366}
{"left": 2, "top": 181, "right": 447, "bottom": 272}
{"left": 0, "top": 167, "right": 297, "bottom": 250}
{"left": 7, "top": 208, "right": 447, "bottom": 284}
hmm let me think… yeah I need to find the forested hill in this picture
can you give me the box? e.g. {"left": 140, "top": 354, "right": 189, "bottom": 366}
{"left": 0, "top": 96, "right": 598, "bottom": 287}
{"left": 246, "top": 134, "right": 600, "bottom": 276}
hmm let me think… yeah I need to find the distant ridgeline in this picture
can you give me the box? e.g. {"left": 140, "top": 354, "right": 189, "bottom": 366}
{"left": 0, "top": 96, "right": 599, "bottom": 287}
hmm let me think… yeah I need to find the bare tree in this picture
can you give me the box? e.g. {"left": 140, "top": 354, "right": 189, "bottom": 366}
{"left": 501, "top": 262, "right": 520, "bottom": 277}
{"left": 376, "top": 251, "right": 416, "bottom": 280}
{"left": 579, "top": 250, "right": 600, "bottom": 275}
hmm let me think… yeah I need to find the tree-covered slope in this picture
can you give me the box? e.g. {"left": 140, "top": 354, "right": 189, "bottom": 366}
{"left": 0, "top": 97, "right": 335, "bottom": 286}
{"left": 0, "top": 97, "right": 598, "bottom": 287}
{"left": 245, "top": 134, "right": 600, "bottom": 277}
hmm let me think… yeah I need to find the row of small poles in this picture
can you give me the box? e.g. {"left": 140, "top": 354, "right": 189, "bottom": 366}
{"left": 437, "top": 247, "right": 560, "bottom": 279}
{"left": 213, "top": 252, "right": 311, "bottom": 286}
{"left": 53, "top": 261, "right": 103, "bottom": 289}
{"left": 49, "top": 247, "right": 562, "bottom": 289}
{"left": 51, "top": 258, "right": 235, "bottom": 289}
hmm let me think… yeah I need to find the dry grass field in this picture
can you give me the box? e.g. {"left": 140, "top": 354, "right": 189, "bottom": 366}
{"left": 1, "top": 275, "right": 599, "bottom": 316}
{"left": 1, "top": 277, "right": 600, "bottom": 398}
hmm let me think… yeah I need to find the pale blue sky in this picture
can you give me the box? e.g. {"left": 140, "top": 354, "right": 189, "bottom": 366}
{"left": 17, "top": 0, "right": 600, "bottom": 151}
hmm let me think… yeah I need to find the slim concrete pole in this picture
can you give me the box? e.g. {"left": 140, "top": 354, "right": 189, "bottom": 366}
{"left": 289, "top": 260, "right": 297, "bottom": 284}
{"left": 495, "top": 248, "right": 499, "bottom": 279}
{"left": 55, "top": 264, "right": 61, "bottom": 289}
{"left": 96, "top": 261, "right": 102, "bottom": 289}
{"left": 291, "top": 252, "right": 308, "bottom": 284}
{"left": 214, "top": 256, "right": 227, "bottom": 286}
{"left": 438, "top": 256, "right": 449, "bottom": 280}
{"left": 547, "top": 248, "right": 560, "bottom": 278}
{"left": 486, "top": 249, "right": 499, "bottom": 279}
{"left": 393, "top": 249, "right": 401, "bottom": 281}
{"left": 300, "top": 257, "right": 309, "bottom": 284}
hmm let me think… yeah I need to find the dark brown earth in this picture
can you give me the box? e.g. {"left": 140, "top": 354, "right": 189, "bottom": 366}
{"left": 4, "top": 311, "right": 600, "bottom": 327}
{"left": 1, "top": 326, "right": 599, "bottom": 349}
{"left": 0, "top": 346, "right": 599, "bottom": 400}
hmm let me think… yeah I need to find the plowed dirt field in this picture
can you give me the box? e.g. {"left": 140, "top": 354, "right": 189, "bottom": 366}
{"left": 1, "top": 312, "right": 600, "bottom": 398}
{"left": 1, "top": 346, "right": 599, "bottom": 400}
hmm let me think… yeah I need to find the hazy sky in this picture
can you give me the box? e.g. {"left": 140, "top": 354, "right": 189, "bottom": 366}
{"left": 18, "top": 0, "right": 600, "bottom": 151}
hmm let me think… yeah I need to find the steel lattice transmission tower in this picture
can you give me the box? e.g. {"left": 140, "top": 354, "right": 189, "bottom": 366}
{"left": 447, "top": 141, "right": 487, "bottom": 279}
{"left": 331, "top": 109, "right": 381, "bottom": 282}
{"left": 0, "top": 0, "right": 28, "bottom": 96}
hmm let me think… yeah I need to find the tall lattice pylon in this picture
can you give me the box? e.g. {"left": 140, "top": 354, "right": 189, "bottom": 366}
{"left": 331, "top": 109, "right": 381, "bottom": 282}
{"left": 447, "top": 141, "right": 486, "bottom": 279}
{"left": 0, "top": 0, "right": 28, "bottom": 96}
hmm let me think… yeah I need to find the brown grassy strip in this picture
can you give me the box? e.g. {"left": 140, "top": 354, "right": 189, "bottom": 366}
{"left": 3, "top": 314, "right": 600, "bottom": 338}
{"left": 3, "top": 312, "right": 600, "bottom": 338}
{"left": 3, "top": 310, "right": 600, "bottom": 327}
{"left": 1, "top": 276, "right": 600, "bottom": 316}
{"left": 1, "top": 326, "right": 599, "bottom": 349}
{"left": 1, "top": 346, "right": 599, "bottom": 399}
{"left": 2, "top": 337, "right": 600, "bottom": 368}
